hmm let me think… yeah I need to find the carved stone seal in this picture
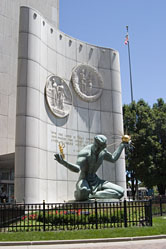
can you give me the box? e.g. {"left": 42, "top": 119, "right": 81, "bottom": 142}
{"left": 71, "top": 64, "right": 104, "bottom": 102}
{"left": 45, "top": 75, "right": 72, "bottom": 118}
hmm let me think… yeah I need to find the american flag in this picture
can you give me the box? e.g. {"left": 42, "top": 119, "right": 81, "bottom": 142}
{"left": 125, "top": 34, "right": 128, "bottom": 45}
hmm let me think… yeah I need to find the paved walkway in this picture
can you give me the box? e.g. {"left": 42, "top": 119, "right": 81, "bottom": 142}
{"left": 1, "top": 240, "right": 166, "bottom": 249}
{"left": 0, "top": 236, "right": 166, "bottom": 249}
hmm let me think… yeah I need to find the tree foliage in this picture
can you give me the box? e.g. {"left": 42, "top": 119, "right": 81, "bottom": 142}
{"left": 151, "top": 98, "right": 166, "bottom": 194}
{"left": 123, "top": 98, "right": 166, "bottom": 196}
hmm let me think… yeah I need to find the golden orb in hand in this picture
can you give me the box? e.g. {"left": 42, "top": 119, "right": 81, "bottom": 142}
{"left": 122, "top": 135, "right": 131, "bottom": 143}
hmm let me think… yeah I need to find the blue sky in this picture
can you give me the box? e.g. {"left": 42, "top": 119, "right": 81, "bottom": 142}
{"left": 59, "top": 0, "right": 166, "bottom": 106}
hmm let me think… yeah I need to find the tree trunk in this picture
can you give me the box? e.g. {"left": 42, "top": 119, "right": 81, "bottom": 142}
{"left": 131, "top": 177, "right": 137, "bottom": 200}
{"left": 157, "top": 184, "right": 166, "bottom": 195}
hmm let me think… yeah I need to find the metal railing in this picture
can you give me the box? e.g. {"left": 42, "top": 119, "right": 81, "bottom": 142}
{"left": 151, "top": 196, "right": 166, "bottom": 216}
{"left": 0, "top": 200, "right": 152, "bottom": 232}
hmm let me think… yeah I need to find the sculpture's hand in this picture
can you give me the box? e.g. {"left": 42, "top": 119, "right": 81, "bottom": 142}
{"left": 54, "top": 153, "right": 64, "bottom": 164}
{"left": 54, "top": 153, "right": 80, "bottom": 173}
{"left": 123, "top": 141, "right": 132, "bottom": 148}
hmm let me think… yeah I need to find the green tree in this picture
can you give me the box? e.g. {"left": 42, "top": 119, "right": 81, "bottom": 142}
{"left": 123, "top": 99, "right": 155, "bottom": 198}
{"left": 151, "top": 98, "right": 166, "bottom": 195}
{"left": 123, "top": 98, "right": 166, "bottom": 196}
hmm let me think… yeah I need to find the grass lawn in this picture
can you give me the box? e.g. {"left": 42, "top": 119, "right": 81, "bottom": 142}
{"left": 0, "top": 216, "right": 165, "bottom": 241}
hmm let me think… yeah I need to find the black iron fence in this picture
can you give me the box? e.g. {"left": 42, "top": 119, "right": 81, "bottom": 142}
{"left": 151, "top": 196, "right": 166, "bottom": 216}
{"left": 0, "top": 200, "right": 152, "bottom": 232}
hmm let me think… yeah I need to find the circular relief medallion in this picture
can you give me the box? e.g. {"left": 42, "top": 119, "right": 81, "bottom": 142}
{"left": 45, "top": 75, "right": 72, "bottom": 118}
{"left": 71, "top": 64, "right": 104, "bottom": 102}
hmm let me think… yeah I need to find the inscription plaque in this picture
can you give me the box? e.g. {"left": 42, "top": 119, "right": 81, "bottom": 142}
{"left": 49, "top": 130, "right": 94, "bottom": 154}
{"left": 45, "top": 75, "right": 72, "bottom": 118}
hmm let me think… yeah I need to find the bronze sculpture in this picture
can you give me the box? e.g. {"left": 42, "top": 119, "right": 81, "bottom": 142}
{"left": 54, "top": 134, "right": 131, "bottom": 201}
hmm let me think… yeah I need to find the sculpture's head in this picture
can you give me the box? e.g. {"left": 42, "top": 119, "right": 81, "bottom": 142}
{"left": 92, "top": 135, "right": 107, "bottom": 154}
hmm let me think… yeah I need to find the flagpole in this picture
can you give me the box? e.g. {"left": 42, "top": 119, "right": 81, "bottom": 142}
{"left": 126, "top": 26, "right": 134, "bottom": 103}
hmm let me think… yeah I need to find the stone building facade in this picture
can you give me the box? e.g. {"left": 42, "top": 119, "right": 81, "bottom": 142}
{"left": 0, "top": 1, "right": 126, "bottom": 203}
{"left": 0, "top": 0, "right": 59, "bottom": 202}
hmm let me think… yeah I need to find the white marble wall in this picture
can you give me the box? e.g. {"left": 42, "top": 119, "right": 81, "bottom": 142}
{"left": 0, "top": 0, "right": 59, "bottom": 156}
{"left": 15, "top": 7, "right": 126, "bottom": 203}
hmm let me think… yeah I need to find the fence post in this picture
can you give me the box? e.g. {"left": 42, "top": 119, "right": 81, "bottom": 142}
{"left": 95, "top": 199, "right": 98, "bottom": 229}
{"left": 43, "top": 200, "right": 46, "bottom": 231}
{"left": 124, "top": 199, "right": 127, "bottom": 227}
{"left": 149, "top": 199, "right": 153, "bottom": 226}
{"left": 0, "top": 204, "right": 3, "bottom": 229}
{"left": 159, "top": 196, "right": 162, "bottom": 216}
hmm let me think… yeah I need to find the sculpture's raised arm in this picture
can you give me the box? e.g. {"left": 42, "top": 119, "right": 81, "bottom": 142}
{"left": 54, "top": 154, "right": 80, "bottom": 173}
{"left": 104, "top": 135, "right": 131, "bottom": 162}
{"left": 104, "top": 142, "right": 126, "bottom": 162}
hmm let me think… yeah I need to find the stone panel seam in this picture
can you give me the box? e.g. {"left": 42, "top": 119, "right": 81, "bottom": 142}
{"left": 111, "top": 89, "right": 122, "bottom": 94}
{"left": 0, "top": 113, "right": 8, "bottom": 117}
{"left": 16, "top": 112, "right": 121, "bottom": 127}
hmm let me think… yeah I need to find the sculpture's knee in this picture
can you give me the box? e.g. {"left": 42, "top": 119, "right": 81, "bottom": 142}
{"left": 74, "top": 188, "right": 90, "bottom": 201}
{"left": 75, "top": 179, "right": 91, "bottom": 201}
{"left": 118, "top": 188, "right": 124, "bottom": 199}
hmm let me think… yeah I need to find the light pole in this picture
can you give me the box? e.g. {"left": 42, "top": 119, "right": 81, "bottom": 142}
{"left": 125, "top": 25, "right": 134, "bottom": 103}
